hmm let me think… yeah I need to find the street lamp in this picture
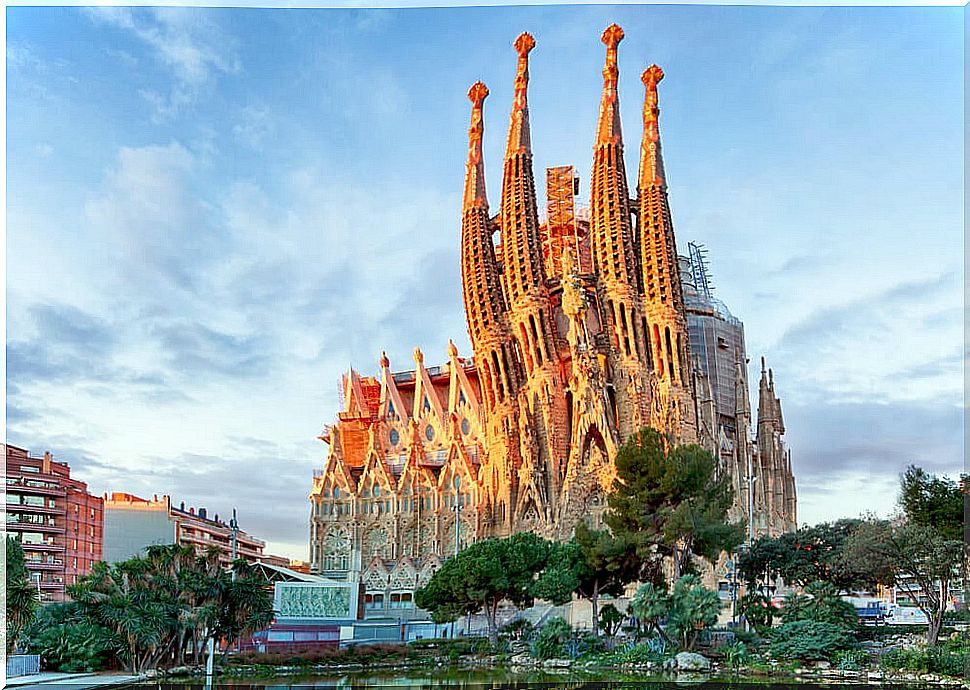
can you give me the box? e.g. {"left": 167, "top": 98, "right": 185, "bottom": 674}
{"left": 451, "top": 475, "right": 462, "bottom": 640}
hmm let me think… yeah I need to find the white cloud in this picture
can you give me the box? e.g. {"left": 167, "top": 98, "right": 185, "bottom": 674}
{"left": 85, "top": 7, "right": 240, "bottom": 120}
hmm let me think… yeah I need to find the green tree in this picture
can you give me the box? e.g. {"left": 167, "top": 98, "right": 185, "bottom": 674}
{"left": 737, "top": 591, "right": 775, "bottom": 633}
{"left": 25, "top": 604, "right": 119, "bottom": 672}
{"left": 665, "top": 575, "right": 722, "bottom": 651}
{"left": 606, "top": 427, "right": 745, "bottom": 579}
{"left": 780, "top": 581, "right": 858, "bottom": 629}
{"left": 62, "top": 544, "right": 274, "bottom": 672}
{"left": 844, "top": 520, "right": 962, "bottom": 645}
{"left": 738, "top": 519, "right": 876, "bottom": 593}
{"left": 534, "top": 523, "right": 640, "bottom": 636}
{"left": 6, "top": 536, "right": 40, "bottom": 653}
{"left": 769, "top": 620, "right": 857, "bottom": 662}
{"left": 842, "top": 466, "right": 968, "bottom": 646}
{"left": 629, "top": 581, "right": 669, "bottom": 641}
{"left": 598, "top": 603, "right": 625, "bottom": 641}
{"left": 415, "top": 532, "right": 553, "bottom": 646}
{"left": 899, "top": 466, "right": 965, "bottom": 541}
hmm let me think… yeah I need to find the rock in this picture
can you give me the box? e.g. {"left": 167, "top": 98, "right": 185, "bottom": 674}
{"left": 674, "top": 652, "right": 711, "bottom": 672}
{"left": 542, "top": 658, "right": 573, "bottom": 668}
{"left": 814, "top": 661, "right": 831, "bottom": 670}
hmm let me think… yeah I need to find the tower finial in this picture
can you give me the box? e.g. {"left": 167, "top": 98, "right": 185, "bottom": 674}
{"left": 595, "top": 24, "right": 624, "bottom": 146}
{"left": 506, "top": 32, "right": 535, "bottom": 156}
{"left": 463, "top": 81, "right": 490, "bottom": 211}
{"left": 639, "top": 64, "right": 666, "bottom": 188}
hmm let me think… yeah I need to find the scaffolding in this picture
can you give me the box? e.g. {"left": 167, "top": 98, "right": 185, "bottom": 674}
{"left": 544, "top": 166, "right": 587, "bottom": 276}
{"left": 688, "top": 241, "right": 715, "bottom": 299}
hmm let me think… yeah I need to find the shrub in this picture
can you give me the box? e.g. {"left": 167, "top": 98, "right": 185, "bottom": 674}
{"left": 28, "top": 620, "right": 118, "bottom": 672}
{"left": 598, "top": 638, "right": 669, "bottom": 665}
{"left": 780, "top": 581, "right": 858, "bottom": 629}
{"left": 532, "top": 617, "right": 572, "bottom": 660}
{"left": 881, "top": 634, "right": 970, "bottom": 678}
{"left": 769, "top": 620, "right": 857, "bottom": 661}
{"left": 724, "top": 641, "right": 751, "bottom": 671}
{"left": 832, "top": 648, "right": 870, "bottom": 671}
{"left": 738, "top": 592, "right": 775, "bottom": 633}
{"left": 502, "top": 619, "right": 534, "bottom": 640}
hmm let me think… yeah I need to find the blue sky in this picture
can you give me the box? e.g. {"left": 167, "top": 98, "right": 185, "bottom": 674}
{"left": 6, "top": 5, "right": 964, "bottom": 559}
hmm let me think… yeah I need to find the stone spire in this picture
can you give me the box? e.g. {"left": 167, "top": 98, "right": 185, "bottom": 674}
{"left": 590, "top": 23, "right": 639, "bottom": 290}
{"left": 595, "top": 23, "right": 624, "bottom": 147}
{"left": 462, "top": 81, "right": 489, "bottom": 211}
{"left": 505, "top": 32, "right": 535, "bottom": 157}
{"left": 638, "top": 63, "right": 689, "bottom": 386}
{"left": 588, "top": 23, "right": 649, "bottom": 439}
{"left": 500, "top": 32, "right": 546, "bottom": 303}
{"left": 639, "top": 64, "right": 666, "bottom": 189}
{"left": 459, "top": 81, "right": 517, "bottom": 410}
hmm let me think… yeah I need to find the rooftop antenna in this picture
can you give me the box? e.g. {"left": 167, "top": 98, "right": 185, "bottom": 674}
{"left": 688, "top": 241, "right": 714, "bottom": 299}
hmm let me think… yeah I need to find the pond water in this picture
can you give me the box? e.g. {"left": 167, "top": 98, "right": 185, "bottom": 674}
{"left": 126, "top": 668, "right": 927, "bottom": 690}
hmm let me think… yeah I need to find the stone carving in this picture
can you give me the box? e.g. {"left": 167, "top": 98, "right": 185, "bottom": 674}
{"left": 278, "top": 584, "right": 352, "bottom": 619}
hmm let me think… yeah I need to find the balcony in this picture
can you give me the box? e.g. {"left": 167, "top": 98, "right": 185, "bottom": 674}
{"left": 26, "top": 559, "right": 63, "bottom": 571}
{"left": 19, "top": 541, "right": 64, "bottom": 552}
{"left": 6, "top": 481, "right": 66, "bottom": 497}
{"left": 6, "top": 502, "right": 60, "bottom": 515}
{"left": 7, "top": 519, "right": 65, "bottom": 533}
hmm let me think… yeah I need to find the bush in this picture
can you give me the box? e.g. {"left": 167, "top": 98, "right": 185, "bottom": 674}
{"left": 769, "top": 620, "right": 857, "bottom": 661}
{"left": 502, "top": 619, "right": 534, "bottom": 640}
{"left": 597, "top": 638, "right": 669, "bottom": 665}
{"left": 780, "top": 581, "right": 858, "bottom": 629}
{"left": 28, "top": 620, "right": 118, "bottom": 672}
{"left": 724, "top": 641, "right": 751, "bottom": 671}
{"left": 881, "top": 634, "right": 970, "bottom": 678}
{"left": 532, "top": 617, "right": 572, "bottom": 660}
{"left": 228, "top": 642, "right": 414, "bottom": 667}
{"left": 832, "top": 648, "right": 870, "bottom": 671}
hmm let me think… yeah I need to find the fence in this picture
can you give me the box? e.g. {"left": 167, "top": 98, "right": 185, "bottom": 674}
{"left": 7, "top": 655, "right": 40, "bottom": 678}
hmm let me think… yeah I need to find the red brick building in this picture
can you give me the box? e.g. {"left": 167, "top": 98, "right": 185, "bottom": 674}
{"left": 5, "top": 444, "right": 104, "bottom": 602}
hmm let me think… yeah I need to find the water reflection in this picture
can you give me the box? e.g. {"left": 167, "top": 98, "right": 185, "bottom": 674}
{"left": 136, "top": 671, "right": 919, "bottom": 690}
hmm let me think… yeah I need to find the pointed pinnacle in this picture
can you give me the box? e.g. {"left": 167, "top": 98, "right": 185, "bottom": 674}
{"left": 463, "top": 81, "right": 489, "bottom": 210}
{"left": 595, "top": 24, "right": 624, "bottom": 147}
{"left": 506, "top": 32, "right": 534, "bottom": 157}
{"left": 639, "top": 64, "right": 667, "bottom": 188}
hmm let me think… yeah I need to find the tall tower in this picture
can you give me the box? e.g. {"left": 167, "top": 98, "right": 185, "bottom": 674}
{"left": 459, "top": 82, "right": 522, "bottom": 536}
{"left": 588, "top": 24, "right": 649, "bottom": 440}
{"left": 637, "top": 64, "right": 697, "bottom": 441}
{"left": 498, "top": 33, "right": 568, "bottom": 524}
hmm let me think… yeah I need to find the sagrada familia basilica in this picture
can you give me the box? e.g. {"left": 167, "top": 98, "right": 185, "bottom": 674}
{"left": 308, "top": 26, "right": 797, "bottom": 599}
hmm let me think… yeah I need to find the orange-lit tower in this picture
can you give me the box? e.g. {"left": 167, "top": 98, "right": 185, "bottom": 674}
{"left": 498, "top": 33, "right": 569, "bottom": 524}
{"left": 637, "top": 64, "right": 697, "bottom": 440}
{"left": 588, "top": 24, "right": 650, "bottom": 439}
{"left": 459, "top": 81, "right": 522, "bottom": 535}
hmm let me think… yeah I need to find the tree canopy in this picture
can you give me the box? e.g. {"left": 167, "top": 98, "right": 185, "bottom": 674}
{"left": 45, "top": 544, "right": 275, "bottom": 672}
{"left": 534, "top": 522, "right": 640, "bottom": 635}
{"left": 737, "top": 519, "right": 875, "bottom": 592}
{"left": 899, "top": 465, "right": 966, "bottom": 541}
{"left": 414, "top": 532, "right": 554, "bottom": 646}
{"left": 605, "top": 427, "right": 745, "bottom": 578}
{"left": 841, "top": 465, "right": 967, "bottom": 645}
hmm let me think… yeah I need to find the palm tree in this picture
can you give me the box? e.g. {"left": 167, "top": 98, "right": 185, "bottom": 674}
{"left": 6, "top": 537, "right": 40, "bottom": 653}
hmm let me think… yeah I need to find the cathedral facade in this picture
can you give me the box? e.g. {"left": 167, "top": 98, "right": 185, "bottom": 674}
{"left": 309, "top": 26, "right": 797, "bottom": 595}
